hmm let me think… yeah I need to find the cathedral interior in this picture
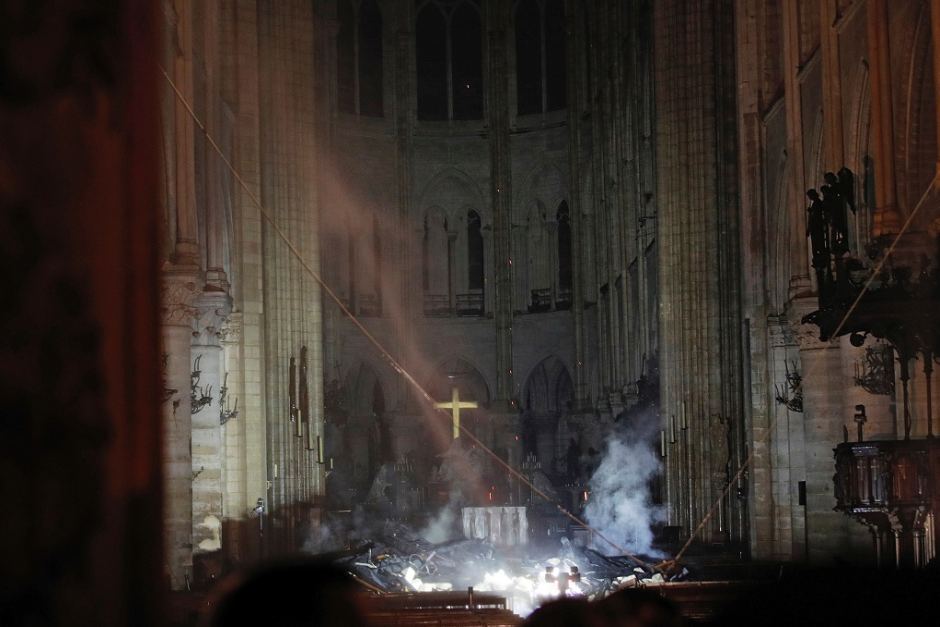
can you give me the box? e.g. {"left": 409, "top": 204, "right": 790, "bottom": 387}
{"left": 4, "top": 1, "right": 940, "bottom": 625}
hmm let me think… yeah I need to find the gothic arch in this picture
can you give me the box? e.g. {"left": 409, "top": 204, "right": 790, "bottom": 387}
{"left": 521, "top": 355, "right": 573, "bottom": 414}
{"left": 417, "top": 167, "right": 488, "bottom": 226}
{"left": 902, "top": 4, "right": 936, "bottom": 219}
{"left": 520, "top": 355, "right": 573, "bottom": 466}
{"left": 514, "top": 161, "right": 568, "bottom": 221}
{"left": 340, "top": 358, "right": 397, "bottom": 414}
{"left": 426, "top": 355, "right": 492, "bottom": 406}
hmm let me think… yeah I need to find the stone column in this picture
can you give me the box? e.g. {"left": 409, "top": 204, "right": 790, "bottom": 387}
{"left": 191, "top": 292, "right": 231, "bottom": 556}
{"left": 820, "top": 0, "right": 845, "bottom": 172}
{"left": 393, "top": 5, "right": 418, "bottom": 402}
{"left": 202, "top": 0, "right": 229, "bottom": 291}
{"left": 219, "top": 313, "right": 246, "bottom": 519}
{"left": 170, "top": 0, "right": 201, "bottom": 266}
{"left": 782, "top": 0, "right": 811, "bottom": 297}
{"left": 930, "top": 0, "right": 940, "bottom": 178}
{"left": 486, "top": 0, "right": 515, "bottom": 405}
{"left": 161, "top": 273, "right": 199, "bottom": 589}
{"left": 565, "top": 0, "right": 589, "bottom": 409}
{"left": 866, "top": 0, "right": 901, "bottom": 236}
{"left": 790, "top": 298, "right": 861, "bottom": 563}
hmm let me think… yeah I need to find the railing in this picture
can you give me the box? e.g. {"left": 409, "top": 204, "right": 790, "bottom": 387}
{"left": 833, "top": 438, "right": 939, "bottom": 567}
{"left": 527, "top": 288, "right": 551, "bottom": 313}
{"left": 423, "top": 294, "right": 450, "bottom": 317}
{"left": 456, "top": 292, "right": 484, "bottom": 317}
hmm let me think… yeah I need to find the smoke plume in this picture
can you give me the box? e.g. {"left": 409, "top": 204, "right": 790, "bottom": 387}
{"left": 583, "top": 415, "right": 664, "bottom": 556}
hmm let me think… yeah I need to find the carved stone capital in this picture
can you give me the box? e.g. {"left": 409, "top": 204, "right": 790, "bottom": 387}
{"left": 161, "top": 273, "right": 199, "bottom": 326}
{"left": 218, "top": 312, "right": 242, "bottom": 345}
{"left": 192, "top": 290, "right": 232, "bottom": 346}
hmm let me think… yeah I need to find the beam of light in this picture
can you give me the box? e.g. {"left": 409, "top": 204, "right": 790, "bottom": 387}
{"left": 159, "top": 66, "right": 656, "bottom": 570}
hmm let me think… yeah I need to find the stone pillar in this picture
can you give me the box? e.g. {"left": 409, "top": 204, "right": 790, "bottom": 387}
{"left": 220, "top": 313, "right": 246, "bottom": 520}
{"left": 930, "top": 0, "right": 940, "bottom": 178}
{"left": 782, "top": 0, "right": 811, "bottom": 297}
{"left": 866, "top": 0, "right": 902, "bottom": 236}
{"left": 170, "top": 0, "right": 201, "bottom": 266}
{"left": 564, "top": 0, "right": 589, "bottom": 409}
{"left": 191, "top": 293, "right": 231, "bottom": 556}
{"left": 161, "top": 273, "right": 199, "bottom": 589}
{"left": 393, "top": 5, "right": 417, "bottom": 403}
{"left": 820, "top": 0, "right": 845, "bottom": 171}
{"left": 790, "top": 299, "right": 860, "bottom": 563}
{"left": 202, "top": 0, "right": 229, "bottom": 291}
{"left": 486, "top": 0, "right": 515, "bottom": 405}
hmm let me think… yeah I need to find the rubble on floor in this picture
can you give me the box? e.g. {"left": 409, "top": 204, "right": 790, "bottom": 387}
{"left": 322, "top": 524, "right": 690, "bottom": 617}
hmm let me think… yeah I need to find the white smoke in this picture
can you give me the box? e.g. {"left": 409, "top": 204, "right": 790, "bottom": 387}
{"left": 419, "top": 498, "right": 459, "bottom": 543}
{"left": 584, "top": 418, "right": 664, "bottom": 556}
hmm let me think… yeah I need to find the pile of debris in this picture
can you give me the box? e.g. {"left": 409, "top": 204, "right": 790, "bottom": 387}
{"left": 322, "top": 524, "right": 689, "bottom": 617}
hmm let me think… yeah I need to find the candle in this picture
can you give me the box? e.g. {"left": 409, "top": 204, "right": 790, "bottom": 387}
{"left": 660, "top": 430, "right": 666, "bottom": 458}
{"left": 317, "top": 435, "right": 324, "bottom": 464}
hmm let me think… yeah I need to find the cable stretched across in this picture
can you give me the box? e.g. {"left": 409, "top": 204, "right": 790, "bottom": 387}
{"left": 159, "top": 67, "right": 657, "bottom": 571}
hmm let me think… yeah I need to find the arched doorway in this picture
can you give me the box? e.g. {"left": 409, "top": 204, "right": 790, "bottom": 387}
{"left": 521, "top": 356, "right": 573, "bottom": 477}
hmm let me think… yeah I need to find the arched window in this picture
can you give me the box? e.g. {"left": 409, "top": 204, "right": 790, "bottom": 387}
{"left": 451, "top": 4, "right": 483, "bottom": 120}
{"left": 467, "top": 210, "right": 484, "bottom": 290}
{"left": 416, "top": 3, "right": 448, "bottom": 120}
{"left": 514, "top": 0, "right": 567, "bottom": 115}
{"left": 515, "top": 0, "right": 541, "bottom": 115}
{"left": 544, "top": 0, "right": 566, "bottom": 111}
{"left": 416, "top": 1, "right": 484, "bottom": 121}
{"left": 337, "top": 0, "right": 356, "bottom": 113}
{"left": 557, "top": 201, "right": 572, "bottom": 294}
{"left": 336, "top": 0, "right": 385, "bottom": 117}
{"left": 358, "top": 0, "right": 384, "bottom": 116}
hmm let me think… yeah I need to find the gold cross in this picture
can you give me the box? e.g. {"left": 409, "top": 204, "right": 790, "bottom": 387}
{"left": 433, "top": 387, "right": 478, "bottom": 439}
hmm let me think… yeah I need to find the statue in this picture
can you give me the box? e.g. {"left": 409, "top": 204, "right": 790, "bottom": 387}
{"left": 806, "top": 189, "right": 832, "bottom": 293}
{"left": 823, "top": 170, "right": 853, "bottom": 256}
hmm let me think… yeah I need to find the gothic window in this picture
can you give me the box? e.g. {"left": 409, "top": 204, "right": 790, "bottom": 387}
{"left": 336, "top": 0, "right": 385, "bottom": 117}
{"left": 416, "top": 3, "right": 448, "bottom": 120}
{"left": 544, "top": 0, "right": 566, "bottom": 111}
{"left": 451, "top": 4, "right": 483, "bottom": 120}
{"left": 337, "top": 0, "right": 356, "bottom": 112}
{"left": 416, "top": 0, "right": 484, "bottom": 121}
{"left": 515, "top": 0, "right": 541, "bottom": 115}
{"left": 557, "top": 201, "right": 572, "bottom": 294}
{"left": 467, "top": 210, "right": 484, "bottom": 290}
{"left": 514, "top": 0, "right": 567, "bottom": 115}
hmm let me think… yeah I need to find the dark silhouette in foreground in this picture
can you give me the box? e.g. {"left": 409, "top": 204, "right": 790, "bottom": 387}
{"left": 204, "top": 560, "right": 367, "bottom": 627}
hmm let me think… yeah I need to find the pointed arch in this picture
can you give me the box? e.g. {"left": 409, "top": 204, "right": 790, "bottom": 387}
{"left": 427, "top": 356, "right": 492, "bottom": 407}
{"left": 417, "top": 167, "right": 488, "bottom": 225}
